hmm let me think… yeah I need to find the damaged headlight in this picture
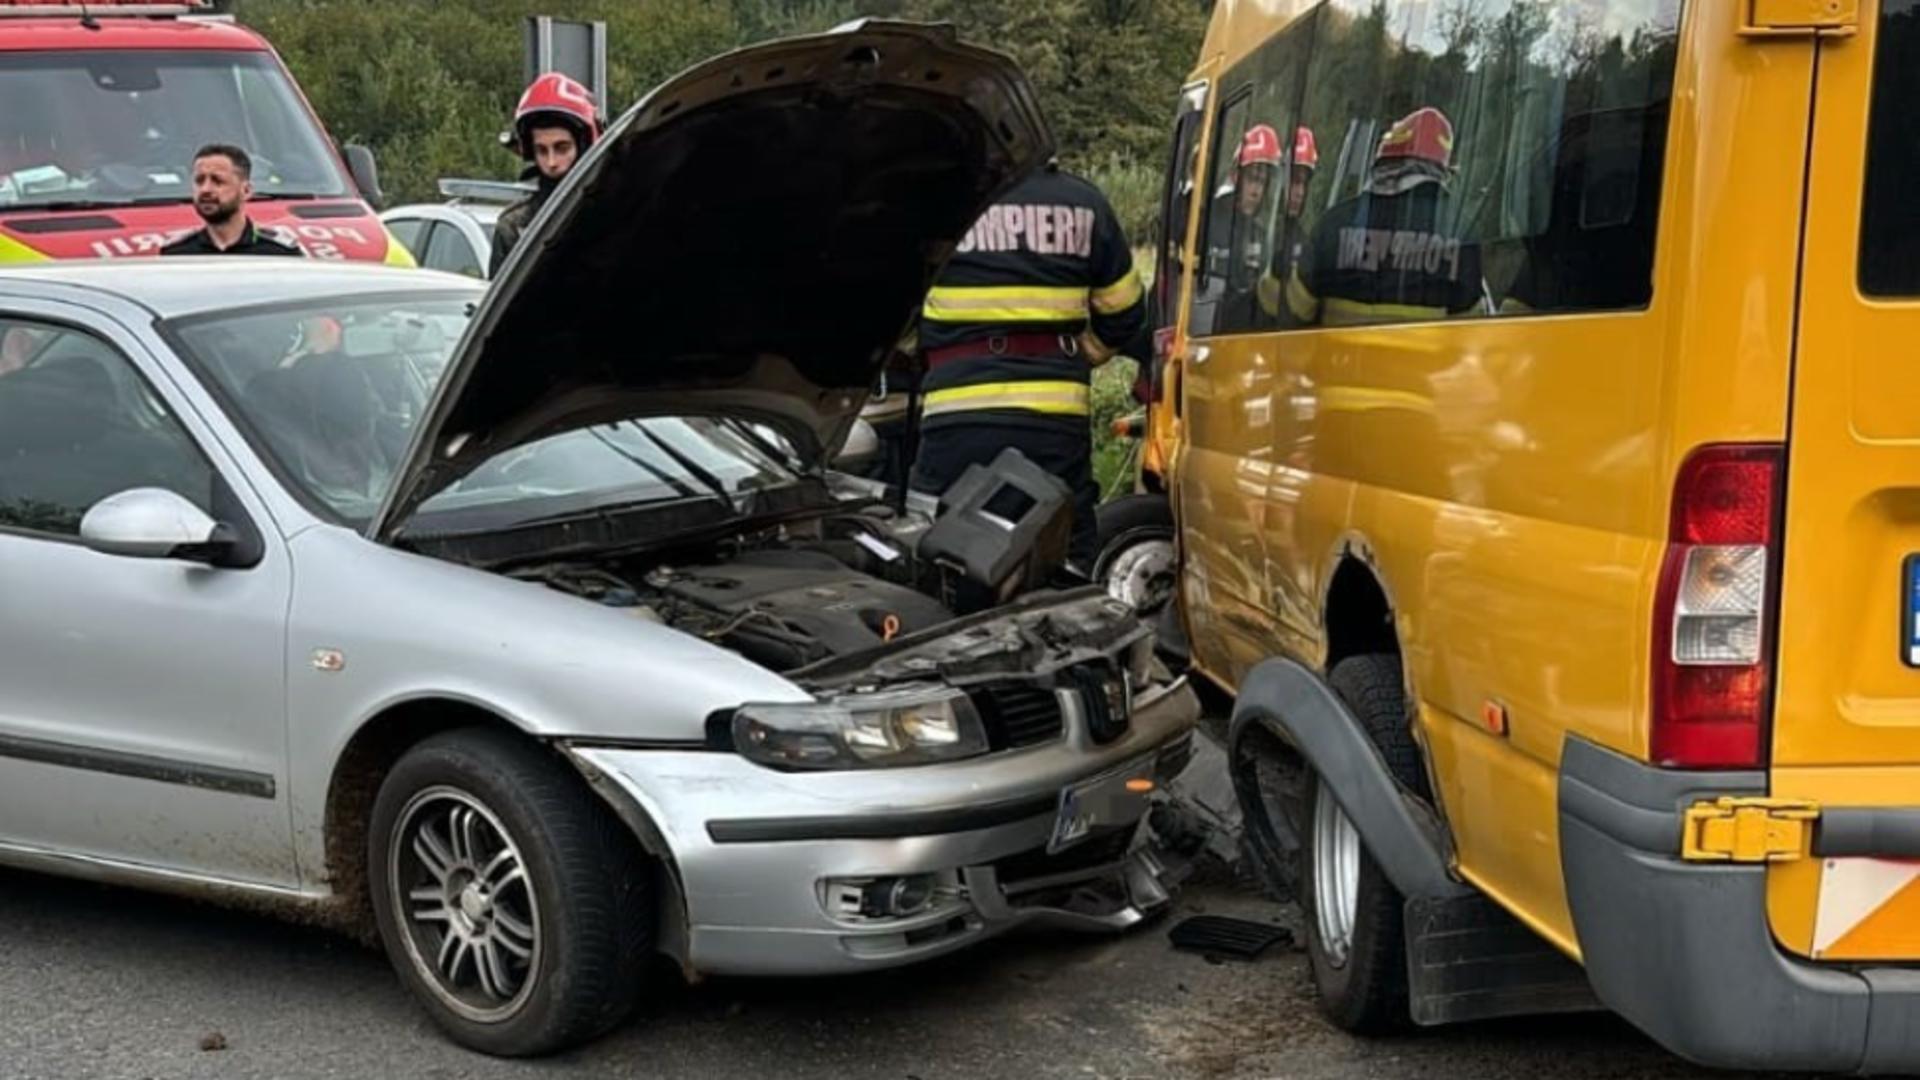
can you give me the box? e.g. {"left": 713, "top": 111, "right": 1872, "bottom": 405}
{"left": 733, "top": 686, "right": 990, "bottom": 770}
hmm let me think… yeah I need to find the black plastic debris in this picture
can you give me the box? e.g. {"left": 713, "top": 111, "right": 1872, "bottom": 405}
{"left": 1167, "top": 915, "right": 1292, "bottom": 961}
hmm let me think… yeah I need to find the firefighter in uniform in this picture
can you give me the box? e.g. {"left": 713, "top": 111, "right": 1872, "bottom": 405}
{"left": 1204, "top": 124, "right": 1283, "bottom": 313}
{"left": 1268, "top": 126, "right": 1319, "bottom": 306}
{"left": 910, "top": 161, "right": 1147, "bottom": 572}
{"left": 1261, "top": 106, "right": 1483, "bottom": 326}
{"left": 491, "top": 72, "right": 600, "bottom": 276}
{"left": 1261, "top": 106, "right": 1486, "bottom": 498}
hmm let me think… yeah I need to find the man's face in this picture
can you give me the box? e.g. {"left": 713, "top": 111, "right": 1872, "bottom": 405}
{"left": 1237, "top": 164, "right": 1273, "bottom": 215}
{"left": 531, "top": 126, "right": 579, "bottom": 181}
{"left": 1287, "top": 165, "right": 1312, "bottom": 218}
{"left": 191, "top": 154, "right": 250, "bottom": 225}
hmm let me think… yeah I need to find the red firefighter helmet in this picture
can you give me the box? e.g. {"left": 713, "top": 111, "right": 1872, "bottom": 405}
{"left": 1289, "top": 126, "right": 1320, "bottom": 171}
{"left": 512, "top": 72, "right": 600, "bottom": 159}
{"left": 1376, "top": 106, "right": 1454, "bottom": 169}
{"left": 1236, "top": 123, "right": 1284, "bottom": 169}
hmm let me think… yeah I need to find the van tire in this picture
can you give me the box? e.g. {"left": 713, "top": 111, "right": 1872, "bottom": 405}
{"left": 1299, "top": 653, "right": 1422, "bottom": 1034}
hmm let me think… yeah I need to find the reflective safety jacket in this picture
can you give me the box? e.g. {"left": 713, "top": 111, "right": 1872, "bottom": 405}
{"left": 919, "top": 166, "right": 1146, "bottom": 429}
{"left": 1260, "top": 180, "right": 1484, "bottom": 327}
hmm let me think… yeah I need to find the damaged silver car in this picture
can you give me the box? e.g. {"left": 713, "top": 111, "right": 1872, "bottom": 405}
{"left": 0, "top": 22, "right": 1198, "bottom": 1057}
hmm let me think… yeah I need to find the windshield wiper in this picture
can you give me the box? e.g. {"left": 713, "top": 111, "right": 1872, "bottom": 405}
{"left": 587, "top": 428, "right": 700, "bottom": 500}
{"left": 248, "top": 192, "right": 330, "bottom": 201}
{"left": 623, "top": 421, "right": 743, "bottom": 516}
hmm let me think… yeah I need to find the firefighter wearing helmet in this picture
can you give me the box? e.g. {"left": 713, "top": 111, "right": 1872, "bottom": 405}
{"left": 491, "top": 72, "right": 601, "bottom": 276}
{"left": 1204, "top": 124, "right": 1284, "bottom": 305}
{"left": 1263, "top": 106, "right": 1484, "bottom": 326}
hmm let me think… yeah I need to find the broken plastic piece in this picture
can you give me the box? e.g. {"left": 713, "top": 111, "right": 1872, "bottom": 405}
{"left": 1166, "top": 915, "right": 1292, "bottom": 961}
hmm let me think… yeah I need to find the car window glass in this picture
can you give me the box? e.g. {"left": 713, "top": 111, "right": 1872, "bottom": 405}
{"left": 0, "top": 318, "right": 214, "bottom": 536}
{"left": 386, "top": 216, "right": 427, "bottom": 258}
{"left": 169, "top": 296, "right": 802, "bottom": 529}
{"left": 423, "top": 222, "right": 483, "bottom": 279}
{"left": 0, "top": 50, "right": 349, "bottom": 208}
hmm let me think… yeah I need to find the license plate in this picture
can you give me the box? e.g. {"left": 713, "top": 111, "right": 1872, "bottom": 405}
{"left": 1048, "top": 756, "right": 1156, "bottom": 853}
{"left": 1905, "top": 555, "right": 1920, "bottom": 668}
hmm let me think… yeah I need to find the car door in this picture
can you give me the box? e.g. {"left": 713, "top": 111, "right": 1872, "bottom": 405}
{"left": 0, "top": 300, "right": 297, "bottom": 888}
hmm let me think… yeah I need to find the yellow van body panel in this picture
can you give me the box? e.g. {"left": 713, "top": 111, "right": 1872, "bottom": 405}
{"left": 1173, "top": 0, "right": 1814, "bottom": 955}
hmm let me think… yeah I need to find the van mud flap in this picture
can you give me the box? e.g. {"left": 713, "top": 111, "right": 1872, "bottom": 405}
{"left": 1231, "top": 658, "right": 1597, "bottom": 1025}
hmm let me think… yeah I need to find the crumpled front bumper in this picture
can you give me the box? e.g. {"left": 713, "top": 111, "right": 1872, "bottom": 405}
{"left": 564, "top": 677, "right": 1200, "bottom": 976}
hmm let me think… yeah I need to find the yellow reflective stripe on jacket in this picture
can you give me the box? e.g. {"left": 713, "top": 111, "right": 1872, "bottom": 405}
{"left": 1322, "top": 297, "right": 1449, "bottom": 325}
{"left": 922, "top": 380, "right": 1091, "bottom": 417}
{"left": 1286, "top": 270, "right": 1319, "bottom": 324}
{"left": 923, "top": 284, "right": 1088, "bottom": 323}
{"left": 1090, "top": 265, "right": 1143, "bottom": 314}
{"left": 0, "top": 232, "right": 50, "bottom": 263}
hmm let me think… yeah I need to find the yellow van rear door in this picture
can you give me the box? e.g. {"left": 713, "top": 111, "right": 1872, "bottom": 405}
{"left": 1769, "top": 0, "right": 1920, "bottom": 962}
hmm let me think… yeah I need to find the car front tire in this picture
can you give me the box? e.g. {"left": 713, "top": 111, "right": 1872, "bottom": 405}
{"left": 367, "top": 728, "right": 652, "bottom": 1056}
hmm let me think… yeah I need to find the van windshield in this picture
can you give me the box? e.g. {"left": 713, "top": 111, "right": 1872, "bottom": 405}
{"left": 0, "top": 49, "right": 351, "bottom": 210}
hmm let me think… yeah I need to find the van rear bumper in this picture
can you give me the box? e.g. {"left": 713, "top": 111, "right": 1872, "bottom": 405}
{"left": 1560, "top": 738, "right": 1920, "bottom": 1075}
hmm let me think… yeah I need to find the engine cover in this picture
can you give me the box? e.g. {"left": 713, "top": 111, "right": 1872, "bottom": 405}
{"left": 651, "top": 550, "right": 953, "bottom": 671}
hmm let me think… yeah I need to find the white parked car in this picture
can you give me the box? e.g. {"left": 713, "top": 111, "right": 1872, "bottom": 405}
{"left": 381, "top": 180, "right": 524, "bottom": 279}
{"left": 0, "top": 22, "right": 1198, "bottom": 1058}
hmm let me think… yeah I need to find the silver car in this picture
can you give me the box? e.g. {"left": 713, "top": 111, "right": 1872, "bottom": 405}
{"left": 0, "top": 22, "right": 1197, "bottom": 1058}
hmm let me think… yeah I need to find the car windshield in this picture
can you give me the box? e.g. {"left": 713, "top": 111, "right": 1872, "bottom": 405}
{"left": 167, "top": 295, "right": 804, "bottom": 530}
{"left": 0, "top": 50, "right": 351, "bottom": 209}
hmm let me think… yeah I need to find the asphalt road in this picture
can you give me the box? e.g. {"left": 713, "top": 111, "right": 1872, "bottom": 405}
{"left": 0, "top": 862, "right": 1797, "bottom": 1080}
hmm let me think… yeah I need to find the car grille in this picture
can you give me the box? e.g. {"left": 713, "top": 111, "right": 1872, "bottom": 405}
{"left": 971, "top": 684, "right": 1065, "bottom": 750}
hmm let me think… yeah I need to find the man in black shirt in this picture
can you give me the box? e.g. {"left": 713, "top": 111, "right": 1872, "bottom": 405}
{"left": 160, "top": 144, "right": 302, "bottom": 257}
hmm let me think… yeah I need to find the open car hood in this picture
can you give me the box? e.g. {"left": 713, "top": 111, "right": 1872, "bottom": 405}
{"left": 372, "top": 21, "right": 1052, "bottom": 541}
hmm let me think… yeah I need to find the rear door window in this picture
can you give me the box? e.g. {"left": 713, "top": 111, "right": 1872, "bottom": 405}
{"left": 386, "top": 216, "right": 427, "bottom": 257}
{"left": 423, "top": 223, "right": 483, "bottom": 279}
{"left": 1861, "top": 0, "right": 1920, "bottom": 296}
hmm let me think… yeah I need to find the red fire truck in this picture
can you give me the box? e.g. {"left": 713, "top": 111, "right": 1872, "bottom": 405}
{"left": 0, "top": 0, "right": 411, "bottom": 264}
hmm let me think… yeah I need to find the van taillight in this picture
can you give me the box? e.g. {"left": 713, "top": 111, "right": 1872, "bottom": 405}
{"left": 1650, "top": 444, "right": 1784, "bottom": 769}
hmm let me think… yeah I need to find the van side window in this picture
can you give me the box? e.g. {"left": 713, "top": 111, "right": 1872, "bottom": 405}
{"left": 1213, "top": 0, "right": 1682, "bottom": 330}
{"left": 1188, "top": 93, "right": 1253, "bottom": 338}
{"left": 1861, "top": 1, "right": 1920, "bottom": 296}
{"left": 1208, "top": 12, "right": 1320, "bottom": 337}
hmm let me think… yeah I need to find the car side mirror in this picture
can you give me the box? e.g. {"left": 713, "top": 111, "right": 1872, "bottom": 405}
{"left": 343, "top": 143, "right": 385, "bottom": 209}
{"left": 80, "top": 488, "right": 243, "bottom": 567}
{"left": 834, "top": 417, "right": 880, "bottom": 473}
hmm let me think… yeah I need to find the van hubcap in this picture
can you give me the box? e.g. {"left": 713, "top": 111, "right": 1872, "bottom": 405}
{"left": 390, "top": 787, "right": 541, "bottom": 1022}
{"left": 1313, "top": 783, "right": 1360, "bottom": 967}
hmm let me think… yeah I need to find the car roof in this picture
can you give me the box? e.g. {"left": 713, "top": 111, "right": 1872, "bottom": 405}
{"left": 383, "top": 202, "right": 504, "bottom": 227}
{"left": 0, "top": 259, "right": 483, "bottom": 318}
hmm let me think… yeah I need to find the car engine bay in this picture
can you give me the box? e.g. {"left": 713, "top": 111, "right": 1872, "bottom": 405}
{"left": 502, "top": 450, "right": 1160, "bottom": 741}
